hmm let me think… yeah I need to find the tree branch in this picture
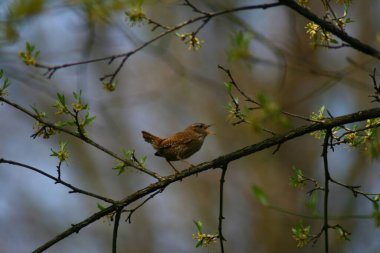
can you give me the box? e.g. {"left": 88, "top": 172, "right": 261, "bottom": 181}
{"left": 34, "top": 2, "right": 282, "bottom": 80}
{"left": 0, "top": 96, "right": 163, "bottom": 180}
{"left": 32, "top": 1, "right": 380, "bottom": 83}
{"left": 322, "top": 128, "right": 332, "bottom": 253}
{"left": 279, "top": 0, "right": 380, "bottom": 60}
{"left": 218, "top": 164, "right": 228, "bottom": 253}
{"left": 112, "top": 207, "right": 123, "bottom": 253}
{"left": 0, "top": 158, "right": 115, "bottom": 203}
{"left": 32, "top": 107, "right": 380, "bottom": 252}
{"left": 125, "top": 189, "right": 164, "bottom": 224}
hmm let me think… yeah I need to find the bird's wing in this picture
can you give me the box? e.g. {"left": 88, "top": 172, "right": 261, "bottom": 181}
{"left": 159, "top": 132, "right": 193, "bottom": 149}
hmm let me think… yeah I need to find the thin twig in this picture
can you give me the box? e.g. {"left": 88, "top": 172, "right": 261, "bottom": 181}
{"left": 125, "top": 188, "right": 164, "bottom": 224}
{"left": 322, "top": 128, "right": 332, "bottom": 253}
{"left": 218, "top": 164, "right": 228, "bottom": 253}
{"left": 183, "top": 0, "right": 209, "bottom": 15}
{"left": 369, "top": 68, "right": 380, "bottom": 102}
{"left": 336, "top": 122, "right": 380, "bottom": 141}
{"left": 218, "top": 65, "right": 314, "bottom": 122}
{"left": 56, "top": 161, "right": 62, "bottom": 182}
{"left": 267, "top": 204, "right": 371, "bottom": 220}
{"left": 0, "top": 158, "right": 115, "bottom": 203}
{"left": 329, "top": 177, "right": 379, "bottom": 202}
{"left": 318, "top": 43, "right": 351, "bottom": 49}
{"left": 112, "top": 207, "right": 123, "bottom": 253}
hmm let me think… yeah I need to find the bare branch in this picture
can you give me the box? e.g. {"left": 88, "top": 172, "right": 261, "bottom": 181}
{"left": 0, "top": 159, "right": 115, "bottom": 203}
{"left": 125, "top": 189, "right": 164, "bottom": 224}
{"left": 218, "top": 65, "right": 318, "bottom": 122}
{"left": 218, "top": 164, "right": 228, "bottom": 253}
{"left": 322, "top": 128, "right": 332, "bottom": 253}
{"left": 112, "top": 207, "right": 123, "bottom": 253}
{"left": 369, "top": 68, "right": 380, "bottom": 102}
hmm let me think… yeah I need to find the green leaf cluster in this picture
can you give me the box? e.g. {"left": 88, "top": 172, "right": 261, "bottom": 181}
{"left": 50, "top": 141, "right": 69, "bottom": 162}
{"left": 333, "top": 118, "right": 380, "bottom": 156}
{"left": 333, "top": 224, "right": 351, "bottom": 241}
{"left": 31, "top": 106, "right": 55, "bottom": 139}
{"left": 125, "top": 6, "right": 146, "bottom": 26}
{"left": 309, "top": 106, "right": 340, "bottom": 139}
{"left": 176, "top": 33, "right": 204, "bottom": 51}
{"left": 113, "top": 149, "right": 147, "bottom": 175}
{"left": 289, "top": 167, "right": 320, "bottom": 215}
{"left": 289, "top": 167, "right": 306, "bottom": 188}
{"left": 256, "top": 93, "right": 290, "bottom": 128}
{"left": 0, "top": 70, "right": 11, "bottom": 97}
{"left": 309, "top": 105, "right": 326, "bottom": 122}
{"left": 103, "top": 80, "right": 117, "bottom": 92}
{"left": 291, "top": 221, "right": 311, "bottom": 248}
{"left": 224, "top": 84, "right": 290, "bottom": 130}
{"left": 302, "top": 0, "right": 353, "bottom": 47}
{"left": 227, "top": 31, "right": 253, "bottom": 62}
{"left": 19, "top": 42, "right": 40, "bottom": 66}
{"left": 225, "top": 82, "right": 249, "bottom": 124}
{"left": 305, "top": 22, "right": 336, "bottom": 47}
{"left": 53, "top": 91, "right": 96, "bottom": 136}
{"left": 192, "top": 220, "right": 218, "bottom": 248}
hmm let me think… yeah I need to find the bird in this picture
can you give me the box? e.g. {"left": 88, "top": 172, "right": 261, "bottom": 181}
{"left": 142, "top": 123, "right": 212, "bottom": 173}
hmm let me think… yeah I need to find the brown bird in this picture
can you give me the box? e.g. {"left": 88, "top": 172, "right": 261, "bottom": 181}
{"left": 142, "top": 123, "right": 212, "bottom": 173}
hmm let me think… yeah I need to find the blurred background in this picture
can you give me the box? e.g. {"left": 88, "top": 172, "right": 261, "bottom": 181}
{"left": 0, "top": 0, "right": 380, "bottom": 252}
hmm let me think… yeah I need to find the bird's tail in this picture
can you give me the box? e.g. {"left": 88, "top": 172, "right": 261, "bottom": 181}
{"left": 142, "top": 131, "right": 162, "bottom": 149}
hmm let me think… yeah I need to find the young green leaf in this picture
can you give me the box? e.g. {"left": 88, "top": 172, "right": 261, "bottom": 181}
{"left": 122, "top": 149, "right": 134, "bottom": 160}
{"left": 306, "top": 191, "right": 318, "bottom": 216}
{"left": 224, "top": 82, "right": 233, "bottom": 94}
{"left": 139, "top": 155, "right": 147, "bottom": 165}
{"left": 113, "top": 162, "right": 126, "bottom": 175}
{"left": 97, "top": 203, "right": 106, "bottom": 211}
{"left": 252, "top": 185, "right": 268, "bottom": 206}
{"left": 193, "top": 220, "right": 203, "bottom": 233}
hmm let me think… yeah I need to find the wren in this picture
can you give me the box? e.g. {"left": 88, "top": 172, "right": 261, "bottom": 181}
{"left": 142, "top": 123, "right": 212, "bottom": 173}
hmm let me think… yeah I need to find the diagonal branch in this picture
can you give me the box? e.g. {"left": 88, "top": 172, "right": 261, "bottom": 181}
{"left": 279, "top": 0, "right": 380, "bottom": 60}
{"left": 0, "top": 96, "right": 163, "bottom": 180}
{"left": 125, "top": 189, "right": 164, "bottom": 224}
{"left": 0, "top": 158, "right": 115, "bottom": 203}
{"left": 32, "top": 107, "right": 380, "bottom": 252}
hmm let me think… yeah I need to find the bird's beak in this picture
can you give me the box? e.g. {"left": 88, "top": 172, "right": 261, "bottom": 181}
{"left": 205, "top": 124, "right": 214, "bottom": 135}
